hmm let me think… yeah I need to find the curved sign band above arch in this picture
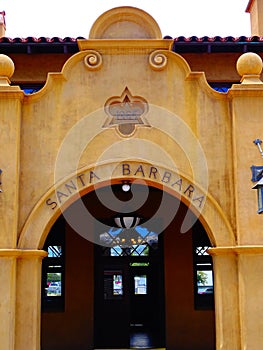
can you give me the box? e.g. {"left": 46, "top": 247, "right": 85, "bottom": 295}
{"left": 18, "top": 161, "right": 235, "bottom": 250}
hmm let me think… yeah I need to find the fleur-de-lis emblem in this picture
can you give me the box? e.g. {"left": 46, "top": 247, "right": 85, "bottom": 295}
{"left": 103, "top": 87, "right": 149, "bottom": 135}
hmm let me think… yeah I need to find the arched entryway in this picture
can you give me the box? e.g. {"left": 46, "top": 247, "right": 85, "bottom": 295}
{"left": 16, "top": 161, "right": 237, "bottom": 350}
{"left": 40, "top": 183, "right": 215, "bottom": 350}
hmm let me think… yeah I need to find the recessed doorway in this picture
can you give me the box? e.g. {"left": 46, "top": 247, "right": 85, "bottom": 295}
{"left": 40, "top": 182, "right": 215, "bottom": 350}
{"left": 94, "top": 226, "right": 165, "bottom": 349}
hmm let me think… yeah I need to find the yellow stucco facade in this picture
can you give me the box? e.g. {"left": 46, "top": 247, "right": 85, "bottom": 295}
{"left": 1, "top": 6, "right": 263, "bottom": 350}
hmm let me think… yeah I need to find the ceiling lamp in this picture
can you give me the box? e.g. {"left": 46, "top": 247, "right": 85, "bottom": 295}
{"left": 114, "top": 216, "right": 140, "bottom": 229}
{"left": 113, "top": 215, "right": 142, "bottom": 247}
{"left": 121, "top": 180, "right": 131, "bottom": 192}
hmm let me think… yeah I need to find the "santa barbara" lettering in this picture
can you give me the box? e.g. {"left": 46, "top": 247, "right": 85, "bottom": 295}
{"left": 46, "top": 162, "right": 205, "bottom": 210}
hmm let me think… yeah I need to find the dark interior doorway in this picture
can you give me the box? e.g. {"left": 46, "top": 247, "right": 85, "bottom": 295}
{"left": 94, "top": 230, "right": 165, "bottom": 349}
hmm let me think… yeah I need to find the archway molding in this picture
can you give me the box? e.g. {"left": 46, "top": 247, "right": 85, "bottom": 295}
{"left": 18, "top": 160, "right": 235, "bottom": 250}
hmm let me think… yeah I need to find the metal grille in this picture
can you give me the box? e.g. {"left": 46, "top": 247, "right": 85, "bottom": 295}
{"left": 195, "top": 246, "right": 210, "bottom": 256}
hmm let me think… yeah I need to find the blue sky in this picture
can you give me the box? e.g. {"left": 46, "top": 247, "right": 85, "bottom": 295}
{"left": 1, "top": 0, "right": 251, "bottom": 38}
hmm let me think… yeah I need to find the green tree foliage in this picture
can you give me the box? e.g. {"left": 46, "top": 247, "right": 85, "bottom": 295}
{"left": 47, "top": 272, "right": 61, "bottom": 282}
{"left": 197, "top": 271, "right": 208, "bottom": 285}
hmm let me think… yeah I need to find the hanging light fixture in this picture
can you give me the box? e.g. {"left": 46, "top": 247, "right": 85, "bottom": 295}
{"left": 111, "top": 214, "right": 142, "bottom": 247}
{"left": 114, "top": 215, "right": 140, "bottom": 229}
{"left": 253, "top": 177, "right": 263, "bottom": 214}
{"left": 252, "top": 139, "right": 263, "bottom": 214}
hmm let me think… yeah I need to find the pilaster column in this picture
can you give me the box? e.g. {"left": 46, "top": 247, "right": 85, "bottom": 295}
{"left": 0, "top": 54, "right": 24, "bottom": 248}
{"left": 15, "top": 250, "right": 47, "bottom": 350}
{"left": 209, "top": 247, "right": 241, "bottom": 350}
{"left": 210, "top": 246, "right": 263, "bottom": 349}
{"left": 0, "top": 250, "right": 19, "bottom": 350}
{"left": 235, "top": 246, "right": 263, "bottom": 349}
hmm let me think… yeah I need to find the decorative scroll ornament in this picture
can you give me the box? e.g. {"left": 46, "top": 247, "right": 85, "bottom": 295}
{"left": 149, "top": 50, "right": 168, "bottom": 71}
{"left": 103, "top": 87, "right": 150, "bottom": 136}
{"left": 84, "top": 50, "right": 102, "bottom": 70}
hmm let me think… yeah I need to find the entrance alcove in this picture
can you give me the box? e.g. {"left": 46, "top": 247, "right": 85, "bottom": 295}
{"left": 40, "top": 183, "right": 215, "bottom": 350}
